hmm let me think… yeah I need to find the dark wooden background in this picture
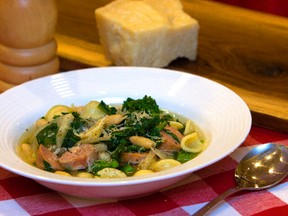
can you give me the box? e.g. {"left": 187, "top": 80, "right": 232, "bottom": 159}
{"left": 55, "top": 0, "right": 288, "bottom": 132}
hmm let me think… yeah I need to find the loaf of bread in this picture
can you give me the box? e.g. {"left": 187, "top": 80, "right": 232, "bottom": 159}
{"left": 95, "top": 0, "right": 199, "bottom": 67}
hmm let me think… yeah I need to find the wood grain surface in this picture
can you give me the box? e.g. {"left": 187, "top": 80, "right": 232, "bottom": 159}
{"left": 0, "top": 0, "right": 59, "bottom": 90}
{"left": 55, "top": 0, "right": 288, "bottom": 132}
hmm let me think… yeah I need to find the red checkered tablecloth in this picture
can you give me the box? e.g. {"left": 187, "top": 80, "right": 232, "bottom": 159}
{"left": 1, "top": 126, "right": 287, "bottom": 216}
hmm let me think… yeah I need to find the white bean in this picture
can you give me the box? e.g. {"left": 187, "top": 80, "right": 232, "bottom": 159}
{"left": 97, "top": 168, "right": 127, "bottom": 178}
{"left": 104, "top": 114, "right": 124, "bottom": 126}
{"left": 169, "top": 121, "right": 184, "bottom": 130}
{"left": 129, "top": 136, "right": 156, "bottom": 149}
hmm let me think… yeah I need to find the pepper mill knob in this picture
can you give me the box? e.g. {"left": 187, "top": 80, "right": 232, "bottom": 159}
{"left": 0, "top": 0, "right": 59, "bottom": 92}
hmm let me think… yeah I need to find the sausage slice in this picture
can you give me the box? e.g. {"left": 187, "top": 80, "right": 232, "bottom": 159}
{"left": 120, "top": 152, "right": 148, "bottom": 165}
{"left": 36, "top": 145, "right": 63, "bottom": 171}
{"left": 59, "top": 144, "right": 98, "bottom": 170}
{"left": 158, "top": 126, "right": 184, "bottom": 152}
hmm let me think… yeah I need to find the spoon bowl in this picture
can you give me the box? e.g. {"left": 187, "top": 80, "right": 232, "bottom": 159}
{"left": 194, "top": 143, "right": 288, "bottom": 216}
{"left": 235, "top": 143, "right": 288, "bottom": 189}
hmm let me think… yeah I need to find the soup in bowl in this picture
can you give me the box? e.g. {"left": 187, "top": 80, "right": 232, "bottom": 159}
{"left": 0, "top": 67, "right": 251, "bottom": 198}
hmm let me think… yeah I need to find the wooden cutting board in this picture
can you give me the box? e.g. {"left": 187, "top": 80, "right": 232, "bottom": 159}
{"left": 55, "top": 0, "right": 288, "bottom": 133}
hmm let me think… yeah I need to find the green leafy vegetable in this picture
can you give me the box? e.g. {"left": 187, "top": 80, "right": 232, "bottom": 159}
{"left": 90, "top": 159, "right": 119, "bottom": 174}
{"left": 108, "top": 112, "right": 163, "bottom": 142}
{"left": 101, "top": 96, "right": 172, "bottom": 157}
{"left": 59, "top": 112, "right": 87, "bottom": 148}
{"left": 70, "top": 112, "right": 90, "bottom": 133}
{"left": 62, "top": 129, "right": 80, "bottom": 148}
{"left": 174, "top": 150, "right": 198, "bottom": 164}
{"left": 43, "top": 160, "right": 54, "bottom": 172}
{"left": 36, "top": 122, "right": 58, "bottom": 147}
{"left": 125, "top": 144, "right": 147, "bottom": 153}
{"left": 122, "top": 95, "right": 160, "bottom": 114}
{"left": 120, "top": 163, "right": 135, "bottom": 176}
{"left": 164, "top": 128, "right": 180, "bottom": 143}
{"left": 98, "top": 101, "right": 117, "bottom": 115}
{"left": 109, "top": 138, "right": 128, "bottom": 159}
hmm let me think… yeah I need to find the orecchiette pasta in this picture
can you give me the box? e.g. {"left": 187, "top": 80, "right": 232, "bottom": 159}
{"left": 55, "top": 171, "right": 72, "bottom": 176}
{"left": 35, "top": 118, "right": 48, "bottom": 128}
{"left": 45, "top": 105, "right": 71, "bottom": 122}
{"left": 183, "top": 120, "right": 195, "bottom": 136}
{"left": 76, "top": 172, "right": 94, "bottom": 178}
{"left": 133, "top": 169, "right": 154, "bottom": 176}
{"left": 181, "top": 132, "right": 203, "bottom": 153}
{"left": 151, "top": 159, "right": 181, "bottom": 172}
{"left": 79, "top": 101, "right": 106, "bottom": 119}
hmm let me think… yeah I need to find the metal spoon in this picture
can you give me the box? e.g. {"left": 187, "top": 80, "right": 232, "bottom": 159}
{"left": 193, "top": 143, "right": 288, "bottom": 216}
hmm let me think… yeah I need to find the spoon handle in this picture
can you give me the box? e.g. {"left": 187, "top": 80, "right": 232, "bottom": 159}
{"left": 193, "top": 186, "right": 244, "bottom": 216}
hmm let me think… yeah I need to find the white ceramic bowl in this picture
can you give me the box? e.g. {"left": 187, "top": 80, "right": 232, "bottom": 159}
{"left": 0, "top": 67, "right": 251, "bottom": 199}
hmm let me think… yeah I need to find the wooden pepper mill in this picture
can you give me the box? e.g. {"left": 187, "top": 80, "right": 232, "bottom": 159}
{"left": 0, "top": 0, "right": 59, "bottom": 92}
